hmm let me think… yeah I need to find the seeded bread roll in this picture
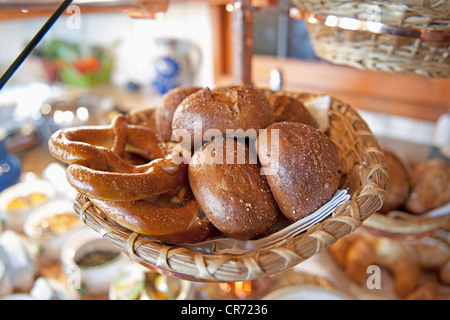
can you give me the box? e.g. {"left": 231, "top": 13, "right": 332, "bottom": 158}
{"left": 155, "top": 86, "right": 202, "bottom": 141}
{"left": 188, "top": 138, "right": 279, "bottom": 240}
{"left": 379, "top": 150, "right": 410, "bottom": 213}
{"left": 267, "top": 94, "right": 319, "bottom": 129}
{"left": 256, "top": 121, "right": 341, "bottom": 221}
{"left": 172, "top": 86, "right": 275, "bottom": 149}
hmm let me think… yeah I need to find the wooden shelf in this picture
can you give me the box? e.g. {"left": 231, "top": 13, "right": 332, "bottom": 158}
{"left": 252, "top": 55, "right": 449, "bottom": 122}
{"left": 0, "top": 8, "right": 122, "bottom": 20}
{"left": 0, "top": 0, "right": 230, "bottom": 20}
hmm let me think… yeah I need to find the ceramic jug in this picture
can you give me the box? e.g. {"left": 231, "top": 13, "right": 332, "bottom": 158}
{"left": 0, "top": 129, "right": 21, "bottom": 192}
{"left": 150, "top": 38, "right": 201, "bottom": 95}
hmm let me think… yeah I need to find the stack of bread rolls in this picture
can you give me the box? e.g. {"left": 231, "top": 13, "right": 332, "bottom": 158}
{"left": 49, "top": 85, "right": 342, "bottom": 243}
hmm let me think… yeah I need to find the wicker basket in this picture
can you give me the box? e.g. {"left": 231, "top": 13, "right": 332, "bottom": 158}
{"left": 291, "top": 0, "right": 450, "bottom": 77}
{"left": 363, "top": 209, "right": 450, "bottom": 235}
{"left": 72, "top": 92, "right": 388, "bottom": 282}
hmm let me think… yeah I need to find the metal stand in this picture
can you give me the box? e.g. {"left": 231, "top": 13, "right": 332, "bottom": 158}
{"left": 232, "top": 0, "right": 254, "bottom": 86}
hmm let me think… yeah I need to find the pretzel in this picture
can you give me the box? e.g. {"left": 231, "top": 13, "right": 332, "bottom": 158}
{"left": 48, "top": 115, "right": 187, "bottom": 201}
{"left": 125, "top": 107, "right": 158, "bottom": 133}
{"left": 90, "top": 190, "right": 216, "bottom": 243}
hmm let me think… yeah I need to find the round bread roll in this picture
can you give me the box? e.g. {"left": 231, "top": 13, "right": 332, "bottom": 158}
{"left": 379, "top": 150, "right": 409, "bottom": 213}
{"left": 155, "top": 86, "right": 202, "bottom": 141}
{"left": 405, "top": 158, "right": 450, "bottom": 214}
{"left": 188, "top": 138, "right": 279, "bottom": 240}
{"left": 267, "top": 94, "right": 319, "bottom": 128}
{"left": 172, "top": 86, "right": 275, "bottom": 149}
{"left": 256, "top": 121, "right": 341, "bottom": 221}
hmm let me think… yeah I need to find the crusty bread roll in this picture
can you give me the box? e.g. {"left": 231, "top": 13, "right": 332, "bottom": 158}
{"left": 256, "top": 121, "right": 341, "bottom": 221}
{"left": 188, "top": 138, "right": 279, "bottom": 240}
{"left": 155, "top": 86, "right": 202, "bottom": 141}
{"left": 267, "top": 94, "right": 319, "bottom": 128}
{"left": 405, "top": 158, "right": 450, "bottom": 214}
{"left": 379, "top": 150, "right": 409, "bottom": 213}
{"left": 172, "top": 86, "right": 275, "bottom": 149}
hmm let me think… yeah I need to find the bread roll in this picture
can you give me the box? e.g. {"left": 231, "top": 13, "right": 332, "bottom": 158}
{"left": 188, "top": 138, "right": 279, "bottom": 240}
{"left": 405, "top": 158, "right": 450, "bottom": 214}
{"left": 256, "top": 121, "right": 340, "bottom": 221}
{"left": 172, "top": 86, "right": 275, "bottom": 149}
{"left": 155, "top": 86, "right": 201, "bottom": 141}
{"left": 267, "top": 94, "right": 319, "bottom": 128}
{"left": 379, "top": 150, "right": 409, "bottom": 213}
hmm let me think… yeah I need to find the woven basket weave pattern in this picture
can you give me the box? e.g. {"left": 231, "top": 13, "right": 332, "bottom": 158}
{"left": 292, "top": 0, "right": 450, "bottom": 29}
{"left": 292, "top": 0, "right": 450, "bottom": 77}
{"left": 307, "top": 24, "right": 450, "bottom": 77}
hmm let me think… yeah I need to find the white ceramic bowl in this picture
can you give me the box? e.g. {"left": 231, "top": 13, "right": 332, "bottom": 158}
{"left": 60, "top": 228, "right": 129, "bottom": 296}
{"left": 0, "top": 179, "right": 56, "bottom": 233}
{"left": 0, "top": 257, "right": 13, "bottom": 297}
{"left": 29, "top": 277, "right": 80, "bottom": 300}
{"left": 24, "top": 199, "right": 86, "bottom": 263}
{"left": 109, "top": 262, "right": 192, "bottom": 300}
{"left": 0, "top": 230, "right": 38, "bottom": 292}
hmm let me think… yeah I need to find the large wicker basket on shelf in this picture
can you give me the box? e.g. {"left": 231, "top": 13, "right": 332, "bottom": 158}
{"left": 72, "top": 92, "right": 388, "bottom": 282}
{"left": 291, "top": 0, "right": 450, "bottom": 77}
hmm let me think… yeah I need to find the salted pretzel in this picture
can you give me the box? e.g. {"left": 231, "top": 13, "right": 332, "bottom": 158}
{"left": 48, "top": 115, "right": 187, "bottom": 201}
{"left": 125, "top": 107, "right": 158, "bottom": 132}
{"left": 90, "top": 189, "right": 216, "bottom": 243}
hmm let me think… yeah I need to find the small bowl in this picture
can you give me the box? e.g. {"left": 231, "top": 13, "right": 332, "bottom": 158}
{"left": 0, "top": 230, "right": 38, "bottom": 292}
{"left": 29, "top": 277, "right": 80, "bottom": 300}
{"left": 0, "top": 257, "right": 13, "bottom": 296}
{"left": 0, "top": 179, "right": 56, "bottom": 233}
{"left": 24, "top": 200, "right": 85, "bottom": 264}
{"left": 60, "top": 228, "right": 129, "bottom": 296}
{"left": 109, "top": 262, "right": 192, "bottom": 300}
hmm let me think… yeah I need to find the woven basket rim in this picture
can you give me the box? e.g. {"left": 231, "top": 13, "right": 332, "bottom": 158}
{"left": 363, "top": 210, "right": 450, "bottom": 234}
{"left": 72, "top": 91, "right": 388, "bottom": 282}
